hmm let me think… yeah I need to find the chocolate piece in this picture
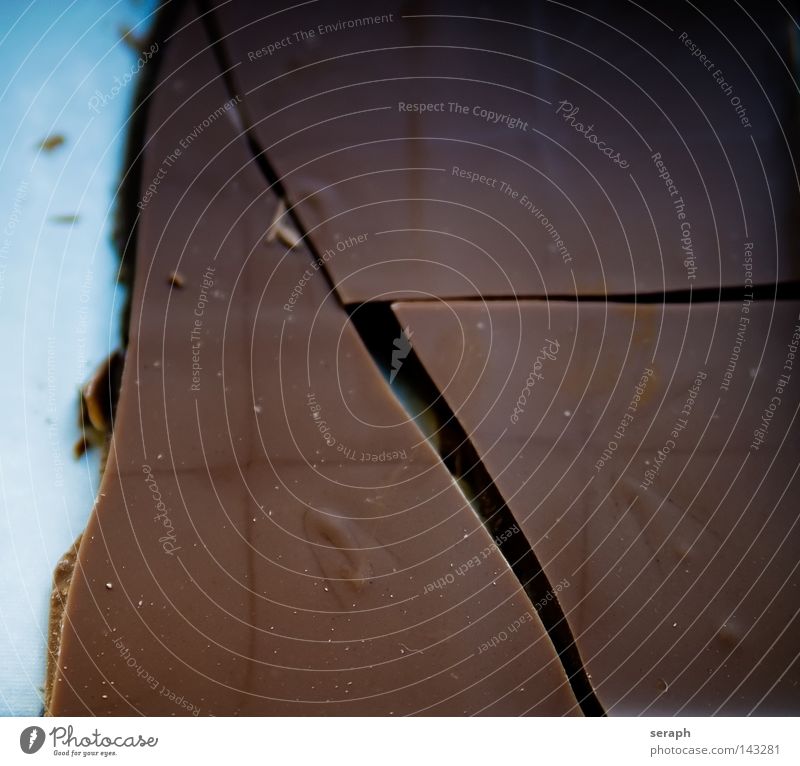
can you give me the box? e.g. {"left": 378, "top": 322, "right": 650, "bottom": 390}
{"left": 80, "top": 350, "right": 125, "bottom": 434}
{"left": 47, "top": 0, "right": 799, "bottom": 717}
{"left": 74, "top": 350, "right": 125, "bottom": 460}
{"left": 47, "top": 8, "right": 579, "bottom": 716}
{"left": 38, "top": 134, "right": 65, "bottom": 152}
{"left": 209, "top": 0, "right": 798, "bottom": 300}
{"left": 394, "top": 299, "right": 800, "bottom": 714}
{"left": 48, "top": 214, "right": 80, "bottom": 225}
{"left": 118, "top": 25, "right": 149, "bottom": 54}
{"left": 167, "top": 271, "right": 185, "bottom": 289}
{"left": 45, "top": 537, "right": 81, "bottom": 713}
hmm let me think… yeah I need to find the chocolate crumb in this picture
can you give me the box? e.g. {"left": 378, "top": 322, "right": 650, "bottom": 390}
{"left": 72, "top": 436, "right": 90, "bottom": 459}
{"left": 38, "top": 134, "right": 65, "bottom": 152}
{"left": 49, "top": 214, "right": 80, "bottom": 225}
{"left": 118, "top": 24, "right": 148, "bottom": 54}
{"left": 167, "top": 271, "right": 185, "bottom": 288}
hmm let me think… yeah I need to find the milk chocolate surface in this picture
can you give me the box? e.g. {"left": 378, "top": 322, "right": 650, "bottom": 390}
{"left": 48, "top": 5, "right": 579, "bottom": 716}
{"left": 210, "top": 0, "right": 798, "bottom": 300}
{"left": 394, "top": 299, "right": 800, "bottom": 714}
{"left": 48, "top": 0, "right": 800, "bottom": 717}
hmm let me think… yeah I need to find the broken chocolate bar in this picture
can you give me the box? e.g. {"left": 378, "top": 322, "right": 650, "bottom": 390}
{"left": 47, "top": 0, "right": 798, "bottom": 716}
{"left": 47, "top": 2, "right": 579, "bottom": 716}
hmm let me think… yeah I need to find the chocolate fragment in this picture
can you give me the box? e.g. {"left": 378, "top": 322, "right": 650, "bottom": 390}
{"left": 265, "top": 201, "right": 302, "bottom": 250}
{"left": 46, "top": 0, "right": 799, "bottom": 717}
{"left": 394, "top": 299, "right": 800, "bottom": 714}
{"left": 48, "top": 214, "right": 79, "bottom": 225}
{"left": 209, "top": 0, "right": 799, "bottom": 300}
{"left": 167, "top": 271, "right": 185, "bottom": 288}
{"left": 38, "top": 134, "right": 65, "bottom": 152}
{"left": 44, "top": 536, "right": 81, "bottom": 714}
{"left": 74, "top": 350, "right": 125, "bottom": 460}
{"left": 47, "top": 7, "right": 579, "bottom": 716}
{"left": 79, "top": 350, "right": 125, "bottom": 435}
{"left": 118, "top": 24, "right": 149, "bottom": 54}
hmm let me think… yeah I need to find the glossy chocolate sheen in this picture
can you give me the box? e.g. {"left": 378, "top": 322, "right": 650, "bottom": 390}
{"left": 48, "top": 6, "right": 580, "bottom": 716}
{"left": 211, "top": 0, "right": 798, "bottom": 300}
{"left": 394, "top": 299, "right": 800, "bottom": 714}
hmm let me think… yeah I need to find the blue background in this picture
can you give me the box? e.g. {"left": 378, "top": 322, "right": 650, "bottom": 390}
{"left": 0, "top": 0, "right": 158, "bottom": 716}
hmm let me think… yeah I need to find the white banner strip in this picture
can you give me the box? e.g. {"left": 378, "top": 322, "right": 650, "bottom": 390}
{"left": 1, "top": 716, "right": 797, "bottom": 765}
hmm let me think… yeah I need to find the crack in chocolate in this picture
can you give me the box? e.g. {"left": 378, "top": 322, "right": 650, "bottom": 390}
{"left": 344, "top": 281, "right": 800, "bottom": 306}
{"left": 199, "top": 0, "right": 605, "bottom": 714}
{"left": 349, "top": 302, "right": 606, "bottom": 717}
{"left": 196, "top": 0, "right": 335, "bottom": 284}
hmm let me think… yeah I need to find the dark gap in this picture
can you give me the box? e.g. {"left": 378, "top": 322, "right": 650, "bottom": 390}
{"left": 196, "top": 0, "right": 335, "bottom": 291}
{"left": 346, "top": 281, "right": 800, "bottom": 307}
{"left": 350, "top": 302, "right": 606, "bottom": 717}
{"left": 199, "top": 0, "right": 604, "bottom": 714}
{"left": 196, "top": 0, "right": 286, "bottom": 198}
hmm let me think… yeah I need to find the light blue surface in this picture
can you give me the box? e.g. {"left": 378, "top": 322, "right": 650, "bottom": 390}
{"left": 0, "top": 0, "right": 158, "bottom": 716}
